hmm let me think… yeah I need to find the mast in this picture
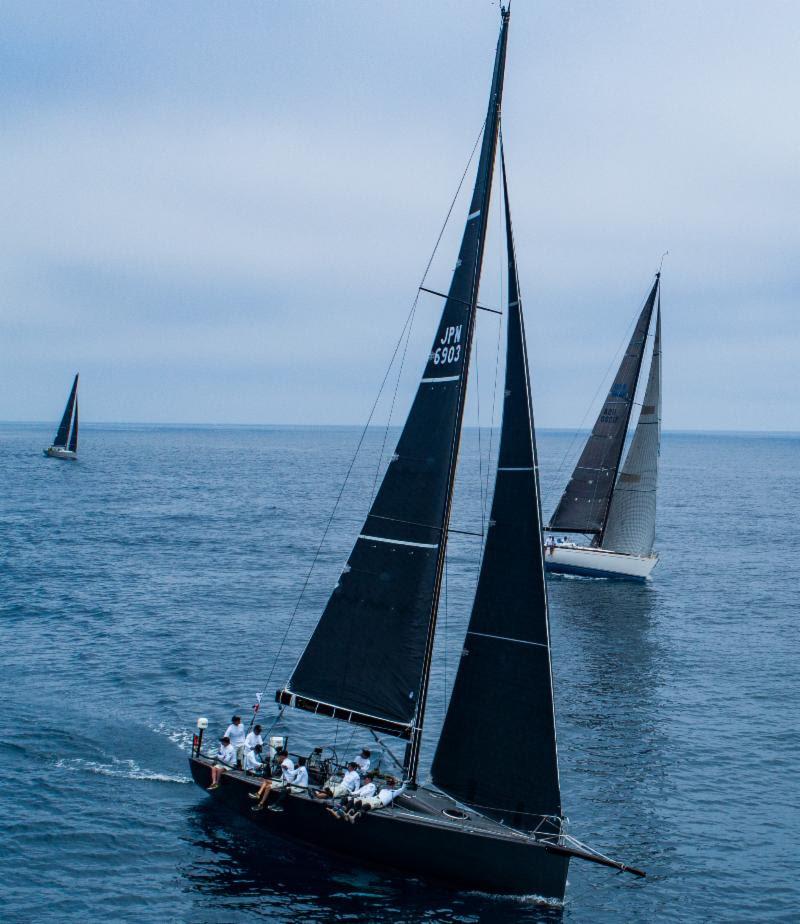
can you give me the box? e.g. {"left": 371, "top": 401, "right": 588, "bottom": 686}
{"left": 431, "top": 143, "right": 562, "bottom": 830}
{"left": 547, "top": 277, "right": 659, "bottom": 540}
{"left": 601, "top": 299, "right": 661, "bottom": 555}
{"left": 276, "top": 10, "right": 510, "bottom": 783}
{"left": 53, "top": 374, "right": 79, "bottom": 448}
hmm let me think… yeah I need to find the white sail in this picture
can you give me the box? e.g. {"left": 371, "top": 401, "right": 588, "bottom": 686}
{"left": 601, "top": 307, "right": 661, "bottom": 556}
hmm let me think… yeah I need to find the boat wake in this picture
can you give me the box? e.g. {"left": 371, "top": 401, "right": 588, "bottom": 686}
{"left": 150, "top": 721, "right": 195, "bottom": 753}
{"left": 465, "top": 889, "right": 564, "bottom": 908}
{"left": 56, "top": 756, "right": 191, "bottom": 784}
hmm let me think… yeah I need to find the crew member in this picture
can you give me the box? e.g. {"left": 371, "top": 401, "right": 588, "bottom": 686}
{"left": 224, "top": 715, "right": 246, "bottom": 767}
{"left": 207, "top": 736, "right": 236, "bottom": 790}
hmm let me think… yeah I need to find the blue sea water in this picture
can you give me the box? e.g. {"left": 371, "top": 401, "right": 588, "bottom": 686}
{"left": 1, "top": 423, "right": 798, "bottom": 923}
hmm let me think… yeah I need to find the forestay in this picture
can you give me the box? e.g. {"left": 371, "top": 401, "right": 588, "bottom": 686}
{"left": 601, "top": 303, "right": 661, "bottom": 555}
{"left": 431, "top": 149, "right": 562, "bottom": 832}
{"left": 547, "top": 277, "right": 659, "bottom": 536}
{"left": 276, "top": 15, "right": 510, "bottom": 746}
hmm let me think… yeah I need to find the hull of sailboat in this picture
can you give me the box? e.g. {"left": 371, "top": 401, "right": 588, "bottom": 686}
{"left": 544, "top": 544, "right": 657, "bottom": 581}
{"left": 44, "top": 446, "right": 77, "bottom": 460}
{"left": 189, "top": 757, "right": 569, "bottom": 899}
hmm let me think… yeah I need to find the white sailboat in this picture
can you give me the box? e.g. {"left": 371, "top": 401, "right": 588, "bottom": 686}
{"left": 545, "top": 277, "right": 662, "bottom": 581}
{"left": 44, "top": 373, "right": 79, "bottom": 461}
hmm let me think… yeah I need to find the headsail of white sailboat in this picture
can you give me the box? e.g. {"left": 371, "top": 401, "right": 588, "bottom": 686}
{"left": 601, "top": 303, "right": 661, "bottom": 555}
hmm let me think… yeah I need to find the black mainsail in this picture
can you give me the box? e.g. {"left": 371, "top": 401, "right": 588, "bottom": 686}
{"left": 54, "top": 373, "right": 79, "bottom": 449}
{"left": 277, "top": 12, "right": 510, "bottom": 778}
{"left": 547, "top": 276, "right": 660, "bottom": 540}
{"left": 431, "top": 147, "right": 561, "bottom": 832}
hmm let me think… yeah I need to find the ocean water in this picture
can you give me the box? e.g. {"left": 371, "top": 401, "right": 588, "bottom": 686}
{"left": 1, "top": 423, "right": 797, "bottom": 923}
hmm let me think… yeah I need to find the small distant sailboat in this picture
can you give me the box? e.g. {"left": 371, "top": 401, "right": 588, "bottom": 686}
{"left": 545, "top": 276, "right": 662, "bottom": 580}
{"left": 44, "top": 374, "right": 79, "bottom": 461}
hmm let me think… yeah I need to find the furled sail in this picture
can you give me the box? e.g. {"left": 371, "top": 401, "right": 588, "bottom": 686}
{"left": 431, "top": 149, "right": 562, "bottom": 832}
{"left": 547, "top": 277, "right": 659, "bottom": 536}
{"left": 54, "top": 374, "right": 79, "bottom": 448}
{"left": 601, "top": 302, "right": 661, "bottom": 555}
{"left": 276, "top": 13, "right": 510, "bottom": 748}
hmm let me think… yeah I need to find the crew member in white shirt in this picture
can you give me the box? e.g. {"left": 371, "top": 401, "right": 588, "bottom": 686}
{"left": 266, "top": 756, "right": 310, "bottom": 813}
{"left": 328, "top": 775, "right": 376, "bottom": 819}
{"left": 314, "top": 762, "right": 360, "bottom": 800}
{"left": 346, "top": 777, "right": 406, "bottom": 821}
{"left": 244, "top": 724, "right": 263, "bottom": 756}
{"left": 207, "top": 736, "right": 237, "bottom": 789}
{"left": 250, "top": 749, "right": 294, "bottom": 811}
{"left": 224, "top": 715, "right": 247, "bottom": 767}
{"left": 243, "top": 744, "right": 264, "bottom": 773}
{"left": 353, "top": 748, "right": 371, "bottom": 774}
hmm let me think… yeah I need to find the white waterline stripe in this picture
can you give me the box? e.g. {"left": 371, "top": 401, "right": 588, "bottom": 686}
{"left": 468, "top": 630, "right": 548, "bottom": 649}
{"left": 468, "top": 209, "right": 481, "bottom": 220}
{"left": 359, "top": 534, "right": 439, "bottom": 550}
{"left": 498, "top": 466, "right": 534, "bottom": 471}
{"left": 421, "top": 375, "right": 460, "bottom": 383}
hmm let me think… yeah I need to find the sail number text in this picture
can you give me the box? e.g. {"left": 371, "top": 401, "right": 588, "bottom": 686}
{"left": 431, "top": 324, "right": 462, "bottom": 366}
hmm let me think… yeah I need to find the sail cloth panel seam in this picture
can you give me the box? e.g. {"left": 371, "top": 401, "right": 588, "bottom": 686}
{"left": 467, "top": 630, "right": 549, "bottom": 649}
{"left": 359, "top": 534, "right": 439, "bottom": 550}
{"left": 420, "top": 375, "right": 460, "bottom": 383}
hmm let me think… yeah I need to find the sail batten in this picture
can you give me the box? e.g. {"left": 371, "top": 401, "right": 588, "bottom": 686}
{"left": 431, "top": 147, "right": 562, "bottom": 831}
{"left": 277, "top": 13, "right": 510, "bottom": 764}
{"left": 547, "top": 278, "right": 660, "bottom": 538}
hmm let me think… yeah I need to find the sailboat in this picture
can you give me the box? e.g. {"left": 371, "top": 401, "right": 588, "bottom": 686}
{"left": 544, "top": 276, "right": 662, "bottom": 580}
{"left": 189, "top": 7, "right": 644, "bottom": 898}
{"left": 43, "top": 373, "right": 79, "bottom": 461}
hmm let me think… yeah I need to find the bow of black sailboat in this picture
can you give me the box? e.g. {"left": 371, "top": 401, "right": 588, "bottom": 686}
{"left": 43, "top": 373, "right": 79, "bottom": 461}
{"left": 188, "top": 6, "right": 646, "bottom": 897}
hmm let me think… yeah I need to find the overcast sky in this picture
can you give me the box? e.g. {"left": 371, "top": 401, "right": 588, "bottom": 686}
{"left": 1, "top": 0, "right": 798, "bottom": 430}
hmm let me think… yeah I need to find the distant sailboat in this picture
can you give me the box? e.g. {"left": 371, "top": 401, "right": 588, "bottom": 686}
{"left": 44, "top": 374, "right": 79, "bottom": 461}
{"left": 545, "top": 276, "right": 662, "bottom": 580}
{"left": 189, "top": 7, "right": 644, "bottom": 898}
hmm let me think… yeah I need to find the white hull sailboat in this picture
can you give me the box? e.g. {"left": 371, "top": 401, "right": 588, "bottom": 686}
{"left": 43, "top": 373, "right": 79, "bottom": 462}
{"left": 545, "top": 277, "right": 662, "bottom": 581}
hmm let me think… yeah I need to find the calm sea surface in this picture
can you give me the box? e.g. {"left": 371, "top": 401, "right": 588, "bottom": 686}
{"left": 1, "top": 424, "right": 797, "bottom": 922}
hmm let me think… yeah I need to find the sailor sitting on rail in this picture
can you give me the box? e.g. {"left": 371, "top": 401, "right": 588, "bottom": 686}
{"left": 344, "top": 777, "right": 406, "bottom": 821}
{"left": 314, "top": 761, "right": 360, "bottom": 800}
{"left": 327, "top": 775, "right": 376, "bottom": 820}
{"left": 264, "top": 756, "right": 310, "bottom": 813}
{"left": 249, "top": 748, "right": 294, "bottom": 811}
{"left": 243, "top": 743, "right": 264, "bottom": 773}
{"left": 207, "top": 735, "right": 236, "bottom": 790}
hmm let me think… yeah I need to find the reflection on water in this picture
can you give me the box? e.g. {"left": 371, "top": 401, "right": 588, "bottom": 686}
{"left": 182, "top": 801, "right": 565, "bottom": 923}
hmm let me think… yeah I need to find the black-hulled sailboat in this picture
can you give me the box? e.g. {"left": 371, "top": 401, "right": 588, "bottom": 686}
{"left": 545, "top": 277, "right": 662, "bottom": 580}
{"left": 189, "top": 8, "right": 644, "bottom": 898}
{"left": 44, "top": 373, "right": 79, "bottom": 461}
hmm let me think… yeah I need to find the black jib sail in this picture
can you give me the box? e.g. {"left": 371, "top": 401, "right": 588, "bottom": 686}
{"left": 54, "top": 374, "right": 79, "bottom": 448}
{"left": 547, "top": 276, "right": 659, "bottom": 537}
{"left": 431, "top": 147, "right": 562, "bottom": 832}
{"left": 277, "top": 14, "right": 509, "bottom": 772}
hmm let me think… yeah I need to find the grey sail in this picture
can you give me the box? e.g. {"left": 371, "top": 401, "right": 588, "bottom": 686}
{"left": 547, "top": 277, "right": 659, "bottom": 537}
{"left": 431, "top": 147, "right": 561, "bottom": 833}
{"left": 601, "top": 303, "right": 661, "bottom": 555}
{"left": 276, "top": 14, "right": 509, "bottom": 779}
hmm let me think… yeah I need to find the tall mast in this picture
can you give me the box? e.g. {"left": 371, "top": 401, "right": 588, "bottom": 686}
{"left": 405, "top": 6, "right": 510, "bottom": 782}
{"left": 275, "top": 10, "right": 510, "bottom": 783}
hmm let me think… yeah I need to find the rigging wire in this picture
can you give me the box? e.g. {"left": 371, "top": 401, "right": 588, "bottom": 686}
{"left": 250, "top": 120, "right": 488, "bottom": 723}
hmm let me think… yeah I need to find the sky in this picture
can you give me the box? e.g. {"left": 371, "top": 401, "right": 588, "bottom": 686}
{"left": 1, "top": 0, "right": 798, "bottom": 430}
